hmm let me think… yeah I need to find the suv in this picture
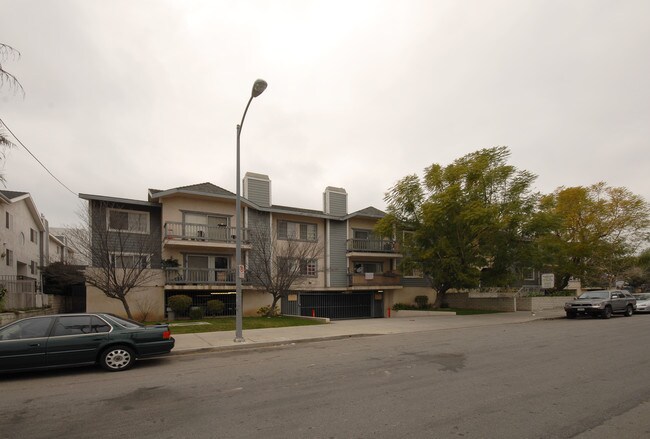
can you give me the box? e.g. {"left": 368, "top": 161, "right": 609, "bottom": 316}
{"left": 564, "top": 290, "right": 636, "bottom": 319}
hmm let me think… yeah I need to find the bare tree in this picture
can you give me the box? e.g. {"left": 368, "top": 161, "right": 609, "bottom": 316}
{"left": 68, "top": 202, "right": 161, "bottom": 319}
{"left": 246, "top": 225, "right": 324, "bottom": 316}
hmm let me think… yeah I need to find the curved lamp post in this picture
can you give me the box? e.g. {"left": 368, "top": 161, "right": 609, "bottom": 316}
{"left": 235, "top": 79, "right": 267, "bottom": 342}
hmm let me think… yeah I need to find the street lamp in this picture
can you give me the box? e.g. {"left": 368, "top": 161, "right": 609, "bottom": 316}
{"left": 235, "top": 78, "right": 267, "bottom": 342}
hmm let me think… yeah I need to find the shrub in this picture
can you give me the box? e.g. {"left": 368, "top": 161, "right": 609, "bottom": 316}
{"left": 206, "top": 299, "right": 225, "bottom": 316}
{"left": 189, "top": 307, "right": 204, "bottom": 320}
{"left": 167, "top": 295, "right": 193, "bottom": 314}
{"left": 257, "top": 305, "right": 280, "bottom": 317}
{"left": 414, "top": 295, "right": 429, "bottom": 309}
{"left": 392, "top": 303, "right": 418, "bottom": 311}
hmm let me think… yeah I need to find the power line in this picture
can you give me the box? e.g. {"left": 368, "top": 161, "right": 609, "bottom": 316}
{"left": 0, "top": 116, "right": 78, "bottom": 196}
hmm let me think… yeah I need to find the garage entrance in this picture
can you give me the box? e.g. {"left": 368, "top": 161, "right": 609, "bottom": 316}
{"left": 282, "top": 292, "right": 384, "bottom": 319}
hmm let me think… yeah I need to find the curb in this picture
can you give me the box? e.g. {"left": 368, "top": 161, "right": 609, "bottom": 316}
{"left": 169, "top": 333, "right": 377, "bottom": 356}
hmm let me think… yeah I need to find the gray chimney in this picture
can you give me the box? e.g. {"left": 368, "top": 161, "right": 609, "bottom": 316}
{"left": 243, "top": 172, "right": 271, "bottom": 207}
{"left": 323, "top": 186, "right": 347, "bottom": 216}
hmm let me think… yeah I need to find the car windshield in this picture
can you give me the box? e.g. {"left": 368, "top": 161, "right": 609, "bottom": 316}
{"left": 634, "top": 294, "right": 650, "bottom": 300}
{"left": 578, "top": 291, "right": 610, "bottom": 299}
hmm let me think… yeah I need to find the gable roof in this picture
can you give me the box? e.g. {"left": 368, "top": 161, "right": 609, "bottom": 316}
{"left": 0, "top": 190, "right": 44, "bottom": 230}
{"left": 148, "top": 182, "right": 236, "bottom": 201}
{"left": 346, "top": 206, "right": 386, "bottom": 219}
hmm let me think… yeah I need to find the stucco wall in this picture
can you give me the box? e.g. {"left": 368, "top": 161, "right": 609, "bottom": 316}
{"left": 387, "top": 287, "right": 437, "bottom": 309}
{"left": 85, "top": 268, "right": 166, "bottom": 320}
{"left": 161, "top": 196, "right": 237, "bottom": 225}
{"left": 0, "top": 199, "right": 42, "bottom": 278}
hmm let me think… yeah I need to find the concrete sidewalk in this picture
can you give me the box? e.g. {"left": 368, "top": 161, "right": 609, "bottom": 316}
{"left": 170, "top": 309, "right": 566, "bottom": 355}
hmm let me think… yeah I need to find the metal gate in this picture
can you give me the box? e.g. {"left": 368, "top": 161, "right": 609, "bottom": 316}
{"left": 296, "top": 292, "right": 382, "bottom": 319}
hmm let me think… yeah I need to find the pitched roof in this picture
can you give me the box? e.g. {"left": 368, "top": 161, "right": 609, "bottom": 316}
{"left": 347, "top": 206, "right": 386, "bottom": 219}
{"left": 148, "top": 182, "right": 235, "bottom": 200}
{"left": 0, "top": 190, "right": 28, "bottom": 200}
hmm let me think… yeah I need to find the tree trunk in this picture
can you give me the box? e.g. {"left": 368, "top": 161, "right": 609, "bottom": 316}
{"left": 119, "top": 296, "right": 133, "bottom": 319}
{"left": 266, "top": 295, "right": 281, "bottom": 317}
{"left": 432, "top": 288, "right": 449, "bottom": 309}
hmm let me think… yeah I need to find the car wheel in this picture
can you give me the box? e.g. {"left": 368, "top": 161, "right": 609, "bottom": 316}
{"left": 624, "top": 305, "right": 634, "bottom": 317}
{"left": 100, "top": 345, "right": 135, "bottom": 372}
{"left": 566, "top": 311, "right": 577, "bottom": 319}
{"left": 601, "top": 306, "right": 613, "bottom": 319}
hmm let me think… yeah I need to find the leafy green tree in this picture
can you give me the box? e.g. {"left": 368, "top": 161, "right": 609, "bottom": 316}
{"left": 533, "top": 183, "right": 649, "bottom": 289}
{"left": 0, "top": 43, "right": 23, "bottom": 184}
{"left": 377, "top": 146, "right": 537, "bottom": 307}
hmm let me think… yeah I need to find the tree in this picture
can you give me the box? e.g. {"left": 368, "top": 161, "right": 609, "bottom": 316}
{"left": 0, "top": 43, "right": 23, "bottom": 95}
{"left": 0, "top": 43, "right": 23, "bottom": 184}
{"left": 533, "top": 183, "right": 650, "bottom": 289}
{"left": 68, "top": 202, "right": 161, "bottom": 319}
{"left": 377, "top": 146, "right": 538, "bottom": 307}
{"left": 41, "top": 262, "right": 85, "bottom": 295}
{"left": 246, "top": 224, "right": 324, "bottom": 316}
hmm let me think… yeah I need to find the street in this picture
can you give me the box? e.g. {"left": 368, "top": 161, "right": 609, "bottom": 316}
{"left": 2, "top": 316, "right": 650, "bottom": 439}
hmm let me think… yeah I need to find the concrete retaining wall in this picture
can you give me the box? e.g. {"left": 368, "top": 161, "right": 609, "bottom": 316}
{"left": 444, "top": 292, "right": 570, "bottom": 312}
{"left": 392, "top": 310, "right": 456, "bottom": 317}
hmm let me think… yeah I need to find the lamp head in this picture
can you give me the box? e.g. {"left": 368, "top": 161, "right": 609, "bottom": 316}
{"left": 251, "top": 79, "right": 268, "bottom": 98}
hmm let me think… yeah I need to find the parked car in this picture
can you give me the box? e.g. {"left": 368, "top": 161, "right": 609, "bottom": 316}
{"left": 0, "top": 313, "right": 174, "bottom": 373}
{"left": 633, "top": 293, "right": 650, "bottom": 313}
{"left": 564, "top": 290, "right": 636, "bottom": 319}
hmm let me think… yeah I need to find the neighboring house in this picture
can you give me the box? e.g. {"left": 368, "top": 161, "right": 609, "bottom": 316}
{"left": 0, "top": 190, "right": 47, "bottom": 309}
{"left": 49, "top": 227, "right": 84, "bottom": 265}
{"left": 80, "top": 173, "right": 432, "bottom": 320}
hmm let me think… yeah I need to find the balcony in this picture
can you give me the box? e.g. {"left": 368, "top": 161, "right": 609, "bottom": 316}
{"left": 164, "top": 267, "right": 249, "bottom": 286}
{"left": 348, "top": 272, "right": 402, "bottom": 287}
{"left": 346, "top": 239, "right": 401, "bottom": 255}
{"left": 163, "top": 222, "right": 250, "bottom": 249}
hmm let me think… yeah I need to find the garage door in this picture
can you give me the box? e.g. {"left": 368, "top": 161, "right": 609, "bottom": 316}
{"left": 298, "top": 292, "right": 379, "bottom": 319}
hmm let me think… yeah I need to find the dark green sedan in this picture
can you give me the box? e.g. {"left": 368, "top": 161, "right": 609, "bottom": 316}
{"left": 0, "top": 313, "right": 175, "bottom": 373}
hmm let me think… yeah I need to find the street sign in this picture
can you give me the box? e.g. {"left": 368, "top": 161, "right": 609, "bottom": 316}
{"left": 541, "top": 273, "right": 555, "bottom": 289}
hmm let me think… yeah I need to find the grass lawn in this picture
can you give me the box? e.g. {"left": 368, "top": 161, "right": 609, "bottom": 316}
{"left": 162, "top": 316, "right": 326, "bottom": 334}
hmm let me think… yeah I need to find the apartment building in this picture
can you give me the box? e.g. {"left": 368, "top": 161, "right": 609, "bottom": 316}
{"left": 80, "top": 173, "right": 432, "bottom": 320}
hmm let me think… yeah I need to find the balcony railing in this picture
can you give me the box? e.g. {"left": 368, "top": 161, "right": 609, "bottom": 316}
{"left": 164, "top": 267, "right": 247, "bottom": 285}
{"left": 348, "top": 272, "right": 402, "bottom": 287}
{"left": 346, "top": 239, "right": 399, "bottom": 253}
{"left": 164, "top": 222, "right": 248, "bottom": 244}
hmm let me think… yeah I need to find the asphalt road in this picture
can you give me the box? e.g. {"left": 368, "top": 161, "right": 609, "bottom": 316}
{"left": 2, "top": 315, "right": 650, "bottom": 439}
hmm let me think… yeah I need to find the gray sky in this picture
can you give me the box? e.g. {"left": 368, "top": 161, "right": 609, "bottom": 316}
{"left": 1, "top": 0, "right": 649, "bottom": 226}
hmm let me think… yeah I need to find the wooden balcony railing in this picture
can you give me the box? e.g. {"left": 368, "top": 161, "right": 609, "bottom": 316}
{"left": 346, "top": 239, "right": 399, "bottom": 253}
{"left": 348, "top": 272, "right": 402, "bottom": 287}
{"left": 164, "top": 222, "right": 248, "bottom": 244}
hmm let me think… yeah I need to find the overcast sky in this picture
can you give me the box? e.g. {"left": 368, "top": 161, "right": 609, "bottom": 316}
{"left": 1, "top": 0, "right": 649, "bottom": 227}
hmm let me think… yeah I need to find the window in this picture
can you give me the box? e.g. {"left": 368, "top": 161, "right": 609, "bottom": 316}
{"left": 353, "top": 262, "right": 383, "bottom": 274}
{"left": 30, "top": 228, "right": 38, "bottom": 244}
{"left": 278, "top": 258, "right": 318, "bottom": 277}
{"left": 5, "top": 212, "right": 12, "bottom": 229}
{"left": 52, "top": 316, "right": 111, "bottom": 336}
{"left": 300, "top": 259, "right": 317, "bottom": 277}
{"left": 107, "top": 208, "right": 149, "bottom": 233}
{"left": 30, "top": 261, "right": 36, "bottom": 275}
{"left": 110, "top": 253, "right": 150, "bottom": 269}
{"left": 403, "top": 263, "right": 424, "bottom": 278}
{"left": 353, "top": 229, "right": 372, "bottom": 240}
{"left": 278, "top": 220, "right": 317, "bottom": 241}
{"left": 523, "top": 268, "right": 536, "bottom": 281}
{"left": 5, "top": 249, "right": 13, "bottom": 267}
{"left": 0, "top": 317, "right": 53, "bottom": 340}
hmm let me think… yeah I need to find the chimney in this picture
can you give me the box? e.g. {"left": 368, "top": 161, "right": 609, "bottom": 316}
{"left": 243, "top": 172, "right": 271, "bottom": 207}
{"left": 323, "top": 186, "right": 347, "bottom": 216}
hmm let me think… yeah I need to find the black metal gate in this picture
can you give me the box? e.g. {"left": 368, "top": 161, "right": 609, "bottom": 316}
{"left": 298, "top": 292, "right": 380, "bottom": 319}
